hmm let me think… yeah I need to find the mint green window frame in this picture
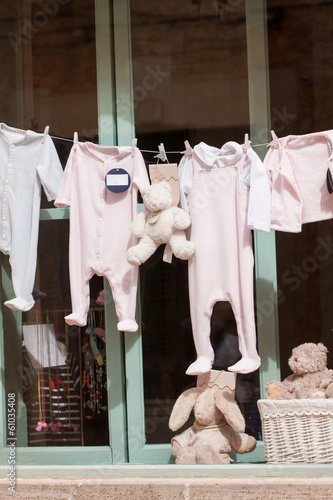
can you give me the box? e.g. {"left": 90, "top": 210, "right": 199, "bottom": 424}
{"left": 123, "top": 0, "right": 279, "bottom": 466}
{"left": 1, "top": 0, "right": 332, "bottom": 478}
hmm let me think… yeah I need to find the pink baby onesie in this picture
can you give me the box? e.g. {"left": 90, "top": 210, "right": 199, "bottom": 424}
{"left": 55, "top": 142, "right": 150, "bottom": 330}
{"left": 265, "top": 130, "right": 333, "bottom": 232}
{"left": 179, "top": 142, "right": 267, "bottom": 375}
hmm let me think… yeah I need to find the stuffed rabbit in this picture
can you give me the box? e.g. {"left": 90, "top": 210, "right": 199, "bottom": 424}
{"left": 168, "top": 371, "right": 256, "bottom": 464}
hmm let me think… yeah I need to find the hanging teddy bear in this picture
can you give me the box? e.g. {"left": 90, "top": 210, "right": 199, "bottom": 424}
{"left": 126, "top": 181, "right": 194, "bottom": 265}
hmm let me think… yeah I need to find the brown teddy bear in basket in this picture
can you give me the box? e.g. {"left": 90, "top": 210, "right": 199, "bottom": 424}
{"left": 265, "top": 342, "right": 333, "bottom": 400}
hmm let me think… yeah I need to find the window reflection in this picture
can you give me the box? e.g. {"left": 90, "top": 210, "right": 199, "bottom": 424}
{"left": 1, "top": 1, "right": 106, "bottom": 446}
{"left": 21, "top": 221, "right": 109, "bottom": 446}
{"left": 267, "top": 0, "right": 333, "bottom": 377}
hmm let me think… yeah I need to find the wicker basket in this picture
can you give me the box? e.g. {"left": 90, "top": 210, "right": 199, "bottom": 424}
{"left": 257, "top": 399, "right": 333, "bottom": 463}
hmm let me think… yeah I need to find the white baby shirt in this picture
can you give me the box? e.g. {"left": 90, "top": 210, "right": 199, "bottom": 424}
{"left": 0, "top": 123, "right": 63, "bottom": 311}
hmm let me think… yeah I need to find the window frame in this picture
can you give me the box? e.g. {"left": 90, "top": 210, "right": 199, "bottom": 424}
{"left": 0, "top": 0, "right": 332, "bottom": 478}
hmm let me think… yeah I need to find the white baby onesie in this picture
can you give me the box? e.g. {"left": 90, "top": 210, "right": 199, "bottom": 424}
{"left": 0, "top": 123, "right": 63, "bottom": 311}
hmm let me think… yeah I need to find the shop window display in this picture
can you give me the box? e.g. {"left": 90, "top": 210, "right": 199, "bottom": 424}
{"left": 0, "top": 0, "right": 332, "bottom": 468}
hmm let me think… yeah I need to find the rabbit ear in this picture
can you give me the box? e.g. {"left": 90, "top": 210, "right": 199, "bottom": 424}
{"left": 214, "top": 390, "right": 245, "bottom": 433}
{"left": 168, "top": 387, "right": 201, "bottom": 431}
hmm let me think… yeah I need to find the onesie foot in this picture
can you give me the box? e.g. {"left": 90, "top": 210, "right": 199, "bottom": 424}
{"left": 117, "top": 319, "right": 138, "bottom": 332}
{"left": 65, "top": 312, "right": 86, "bottom": 327}
{"left": 228, "top": 357, "right": 261, "bottom": 374}
{"left": 4, "top": 296, "right": 35, "bottom": 312}
{"left": 186, "top": 357, "right": 213, "bottom": 376}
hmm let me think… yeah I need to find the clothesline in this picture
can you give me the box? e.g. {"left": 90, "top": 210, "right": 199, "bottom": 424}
{"left": 0, "top": 120, "right": 272, "bottom": 152}
{"left": 139, "top": 144, "right": 269, "bottom": 153}
{"left": 51, "top": 135, "right": 73, "bottom": 143}
{"left": 50, "top": 138, "right": 271, "bottom": 152}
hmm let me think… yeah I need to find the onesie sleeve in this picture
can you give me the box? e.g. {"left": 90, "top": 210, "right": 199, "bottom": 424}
{"left": 36, "top": 135, "right": 64, "bottom": 201}
{"left": 132, "top": 148, "right": 150, "bottom": 193}
{"left": 178, "top": 153, "right": 194, "bottom": 214}
{"left": 54, "top": 145, "right": 75, "bottom": 208}
{"left": 246, "top": 147, "right": 271, "bottom": 233}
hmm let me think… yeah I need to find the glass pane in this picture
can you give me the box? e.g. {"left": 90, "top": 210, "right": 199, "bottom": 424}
{"left": 0, "top": 0, "right": 99, "bottom": 207}
{"left": 3, "top": 219, "right": 109, "bottom": 447}
{"left": 130, "top": 0, "right": 260, "bottom": 444}
{"left": 1, "top": 1, "right": 109, "bottom": 447}
{"left": 267, "top": 1, "right": 333, "bottom": 377}
{"left": 5, "top": 218, "right": 109, "bottom": 447}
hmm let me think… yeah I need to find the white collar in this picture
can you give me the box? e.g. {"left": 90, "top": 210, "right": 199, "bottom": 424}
{"left": 194, "top": 141, "right": 243, "bottom": 167}
{"left": 0, "top": 123, "right": 32, "bottom": 146}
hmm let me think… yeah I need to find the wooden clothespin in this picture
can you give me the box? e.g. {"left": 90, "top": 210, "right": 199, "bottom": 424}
{"left": 73, "top": 131, "right": 78, "bottom": 150}
{"left": 183, "top": 140, "right": 193, "bottom": 157}
{"left": 42, "top": 125, "right": 49, "bottom": 144}
{"left": 268, "top": 130, "right": 279, "bottom": 148}
{"left": 241, "top": 133, "right": 251, "bottom": 151}
{"left": 131, "top": 138, "right": 137, "bottom": 157}
{"left": 154, "top": 143, "right": 168, "bottom": 162}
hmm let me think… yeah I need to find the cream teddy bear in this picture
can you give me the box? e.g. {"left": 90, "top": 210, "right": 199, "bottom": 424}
{"left": 126, "top": 181, "right": 194, "bottom": 265}
{"left": 265, "top": 342, "right": 333, "bottom": 400}
{"left": 319, "top": 375, "right": 333, "bottom": 398}
{"left": 169, "top": 370, "right": 256, "bottom": 464}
